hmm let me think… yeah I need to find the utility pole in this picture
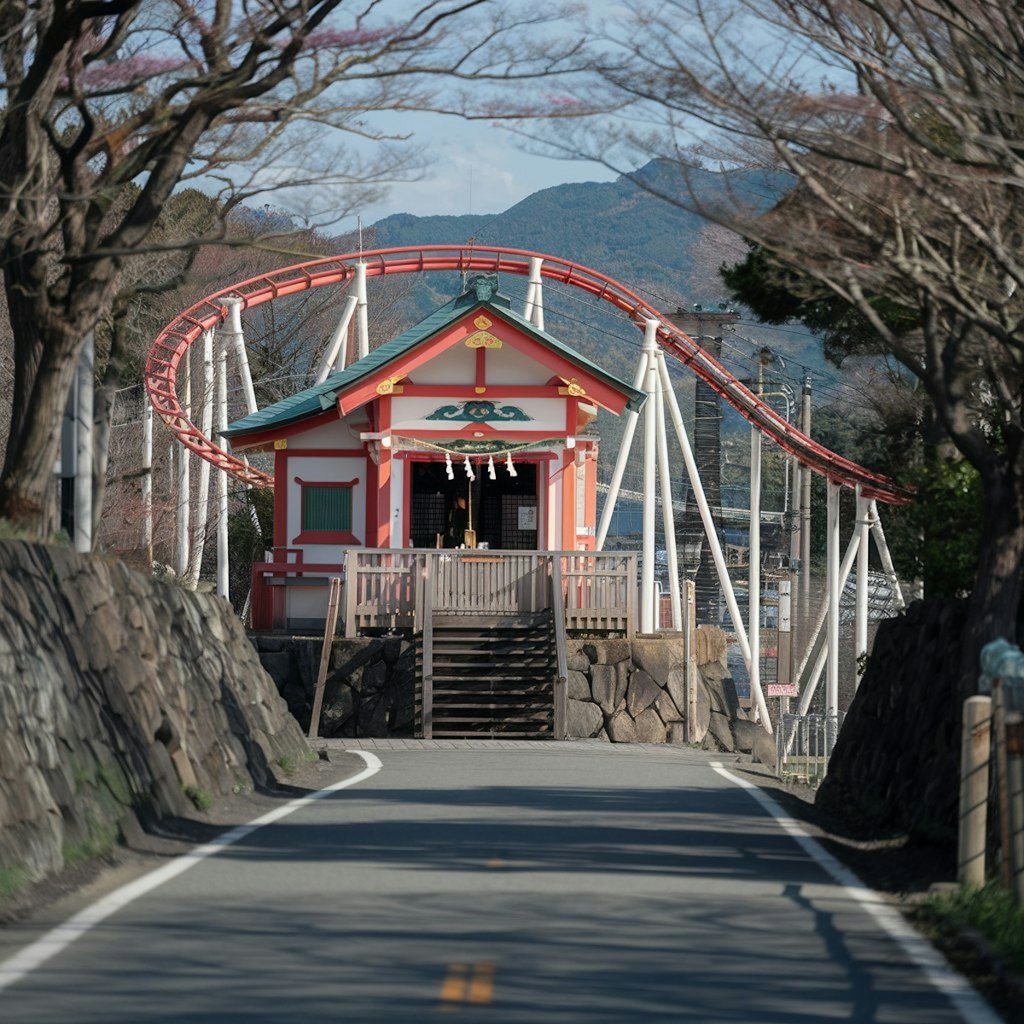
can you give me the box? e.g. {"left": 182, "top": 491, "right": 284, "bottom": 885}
{"left": 667, "top": 305, "right": 740, "bottom": 627}
{"left": 799, "top": 375, "right": 813, "bottom": 652}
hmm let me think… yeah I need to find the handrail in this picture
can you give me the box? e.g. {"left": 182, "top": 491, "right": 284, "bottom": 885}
{"left": 551, "top": 556, "right": 569, "bottom": 740}
{"left": 421, "top": 553, "right": 434, "bottom": 740}
{"left": 146, "top": 244, "right": 911, "bottom": 504}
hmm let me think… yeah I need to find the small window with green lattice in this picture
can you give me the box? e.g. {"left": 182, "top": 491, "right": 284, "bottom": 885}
{"left": 293, "top": 477, "right": 359, "bottom": 544}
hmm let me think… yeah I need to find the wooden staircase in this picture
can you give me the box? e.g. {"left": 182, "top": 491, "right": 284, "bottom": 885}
{"left": 416, "top": 612, "right": 559, "bottom": 739}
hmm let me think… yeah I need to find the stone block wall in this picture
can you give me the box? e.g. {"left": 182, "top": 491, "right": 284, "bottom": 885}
{"left": 817, "top": 598, "right": 967, "bottom": 843}
{"left": 564, "top": 629, "right": 756, "bottom": 752}
{"left": 0, "top": 541, "right": 309, "bottom": 886}
{"left": 251, "top": 624, "right": 775, "bottom": 764}
{"left": 254, "top": 635, "right": 416, "bottom": 737}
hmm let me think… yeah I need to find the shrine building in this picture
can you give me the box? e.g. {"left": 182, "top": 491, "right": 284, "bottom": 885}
{"left": 223, "top": 274, "right": 644, "bottom": 630}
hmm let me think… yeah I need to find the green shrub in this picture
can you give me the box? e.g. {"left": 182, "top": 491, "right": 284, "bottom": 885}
{"left": 922, "top": 883, "right": 1024, "bottom": 974}
{"left": 183, "top": 785, "right": 212, "bottom": 811}
{"left": 0, "top": 865, "right": 32, "bottom": 905}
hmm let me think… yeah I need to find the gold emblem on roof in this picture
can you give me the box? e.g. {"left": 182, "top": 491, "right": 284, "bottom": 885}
{"left": 563, "top": 378, "right": 587, "bottom": 397}
{"left": 474, "top": 315, "right": 492, "bottom": 329}
{"left": 465, "top": 330, "right": 502, "bottom": 349}
{"left": 375, "top": 375, "right": 404, "bottom": 395}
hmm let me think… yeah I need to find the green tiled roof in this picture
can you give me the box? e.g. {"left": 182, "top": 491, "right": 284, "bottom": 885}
{"left": 224, "top": 279, "right": 645, "bottom": 439}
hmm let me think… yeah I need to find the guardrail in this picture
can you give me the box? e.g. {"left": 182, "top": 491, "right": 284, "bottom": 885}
{"left": 777, "top": 712, "right": 845, "bottom": 787}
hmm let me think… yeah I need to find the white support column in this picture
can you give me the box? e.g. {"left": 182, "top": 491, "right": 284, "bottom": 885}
{"left": 826, "top": 480, "right": 842, "bottom": 750}
{"left": 855, "top": 485, "right": 870, "bottom": 690}
{"left": 316, "top": 291, "right": 360, "bottom": 383}
{"left": 188, "top": 329, "right": 215, "bottom": 587}
{"left": 596, "top": 351, "right": 648, "bottom": 550}
{"left": 216, "top": 332, "right": 230, "bottom": 600}
{"left": 749, "top": 423, "right": 762, "bottom": 720}
{"left": 222, "top": 297, "right": 257, "bottom": 415}
{"left": 796, "top": 529, "right": 861, "bottom": 715}
{"left": 524, "top": 256, "right": 545, "bottom": 330}
{"left": 657, "top": 352, "right": 772, "bottom": 732}
{"left": 655, "top": 355, "right": 682, "bottom": 630}
{"left": 175, "top": 347, "right": 191, "bottom": 577}
{"left": 355, "top": 262, "right": 369, "bottom": 359}
{"left": 657, "top": 352, "right": 748, "bottom": 659}
{"left": 74, "top": 332, "right": 94, "bottom": 554}
{"left": 868, "top": 500, "right": 906, "bottom": 610}
{"left": 640, "top": 320, "right": 659, "bottom": 634}
{"left": 142, "top": 397, "right": 153, "bottom": 563}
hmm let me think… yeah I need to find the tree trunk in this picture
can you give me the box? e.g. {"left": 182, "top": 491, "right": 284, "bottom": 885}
{"left": 0, "top": 237, "right": 114, "bottom": 536}
{"left": 959, "top": 447, "right": 1024, "bottom": 699}
{"left": 91, "top": 320, "right": 133, "bottom": 546}
{"left": 0, "top": 316, "right": 83, "bottom": 536}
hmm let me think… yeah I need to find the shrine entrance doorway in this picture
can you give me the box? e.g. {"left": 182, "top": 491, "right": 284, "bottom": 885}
{"left": 408, "top": 459, "right": 540, "bottom": 550}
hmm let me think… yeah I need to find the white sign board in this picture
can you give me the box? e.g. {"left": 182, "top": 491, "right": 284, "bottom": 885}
{"left": 766, "top": 683, "right": 799, "bottom": 698}
{"left": 518, "top": 506, "right": 537, "bottom": 531}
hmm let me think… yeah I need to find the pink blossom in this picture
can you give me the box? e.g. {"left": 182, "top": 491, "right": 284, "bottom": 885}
{"left": 544, "top": 93, "right": 584, "bottom": 108}
{"left": 302, "top": 26, "right": 394, "bottom": 49}
{"left": 79, "top": 56, "right": 190, "bottom": 90}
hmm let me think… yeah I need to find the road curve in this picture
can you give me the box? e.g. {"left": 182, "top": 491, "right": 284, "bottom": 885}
{"left": 0, "top": 743, "right": 993, "bottom": 1022}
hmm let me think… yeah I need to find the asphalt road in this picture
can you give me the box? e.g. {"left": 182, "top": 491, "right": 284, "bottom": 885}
{"left": 0, "top": 742, "right": 999, "bottom": 1022}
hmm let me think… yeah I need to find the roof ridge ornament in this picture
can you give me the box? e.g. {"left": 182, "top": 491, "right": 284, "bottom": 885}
{"left": 463, "top": 272, "right": 498, "bottom": 302}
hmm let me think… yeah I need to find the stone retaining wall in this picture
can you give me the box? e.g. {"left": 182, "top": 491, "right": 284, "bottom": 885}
{"left": 817, "top": 598, "right": 966, "bottom": 843}
{"left": 252, "top": 625, "right": 775, "bottom": 765}
{"left": 254, "top": 635, "right": 416, "bottom": 737}
{"left": 563, "top": 629, "right": 775, "bottom": 765}
{"left": 0, "top": 541, "right": 308, "bottom": 887}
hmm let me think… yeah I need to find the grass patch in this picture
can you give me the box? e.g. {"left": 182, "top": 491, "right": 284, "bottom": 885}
{"left": 276, "top": 748, "right": 317, "bottom": 777}
{"left": 183, "top": 785, "right": 212, "bottom": 811}
{"left": 921, "top": 882, "right": 1024, "bottom": 974}
{"left": 0, "top": 519, "right": 70, "bottom": 543}
{"left": 0, "top": 865, "right": 32, "bottom": 905}
{"left": 62, "top": 818, "right": 118, "bottom": 868}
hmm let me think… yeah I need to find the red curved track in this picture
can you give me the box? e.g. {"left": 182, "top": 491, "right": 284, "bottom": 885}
{"left": 146, "top": 244, "right": 910, "bottom": 504}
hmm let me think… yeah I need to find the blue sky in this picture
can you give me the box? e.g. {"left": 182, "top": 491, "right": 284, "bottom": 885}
{"left": 318, "top": 0, "right": 628, "bottom": 228}
{"left": 353, "top": 115, "right": 619, "bottom": 226}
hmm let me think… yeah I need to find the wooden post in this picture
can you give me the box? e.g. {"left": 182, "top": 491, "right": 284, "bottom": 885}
{"left": 344, "top": 549, "right": 358, "bottom": 637}
{"left": 684, "top": 580, "right": 697, "bottom": 744}
{"left": 308, "top": 577, "right": 341, "bottom": 740}
{"left": 1007, "top": 710, "right": 1024, "bottom": 903}
{"left": 958, "top": 695, "right": 993, "bottom": 887}
{"left": 422, "top": 553, "right": 434, "bottom": 739}
{"left": 551, "top": 555, "right": 568, "bottom": 740}
{"left": 626, "top": 553, "right": 638, "bottom": 640}
{"left": 994, "top": 680, "right": 1014, "bottom": 890}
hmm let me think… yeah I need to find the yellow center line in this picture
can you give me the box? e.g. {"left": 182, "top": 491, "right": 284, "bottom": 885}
{"left": 439, "top": 963, "right": 468, "bottom": 1004}
{"left": 437, "top": 961, "right": 496, "bottom": 1011}
{"left": 467, "top": 961, "right": 495, "bottom": 1004}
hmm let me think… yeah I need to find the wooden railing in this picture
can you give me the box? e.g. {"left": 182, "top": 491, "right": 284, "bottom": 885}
{"left": 342, "top": 548, "right": 424, "bottom": 635}
{"left": 551, "top": 557, "right": 569, "bottom": 740}
{"left": 251, "top": 547, "right": 637, "bottom": 635}
{"left": 560, "top": 552, "right": 637, "bottom": 638}
{"left": 428, "top": 550, "right": 549, "bottom": 615}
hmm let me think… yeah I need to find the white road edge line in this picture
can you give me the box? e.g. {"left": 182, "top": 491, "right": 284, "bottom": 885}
{"left": 0, "top": 749, "right": 383, "bottom": 993}
{"left": 710, "top": 760, "right": 1001, "bottom": 1024}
